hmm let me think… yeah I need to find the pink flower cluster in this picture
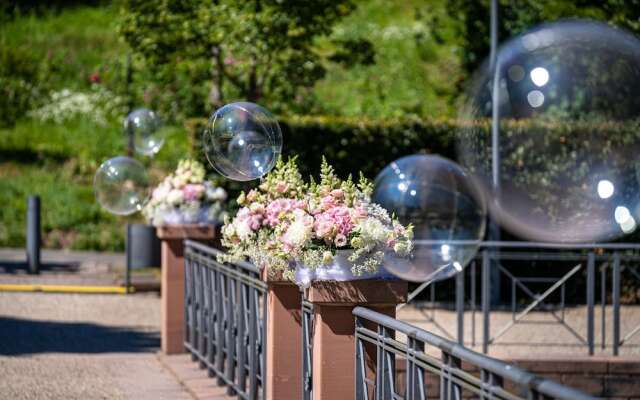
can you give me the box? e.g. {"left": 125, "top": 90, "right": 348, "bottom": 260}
{"left": 183, "top": 184, "right": 205, "bottom": 201}
{"left": 235, "top": 207, "right": 263, "bottom": 234}
{"left": 264, "top": 199, "right": 306, "bottom": 227}
{"left": 314, "top": 206, "right": 354, "bottom": 246}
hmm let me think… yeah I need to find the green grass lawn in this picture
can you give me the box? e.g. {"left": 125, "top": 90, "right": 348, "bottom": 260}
{"left": 0, "top": 117, "right": 191, "bottom": 251}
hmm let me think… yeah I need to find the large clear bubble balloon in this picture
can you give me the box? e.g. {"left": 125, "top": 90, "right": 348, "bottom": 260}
{"left": 94, "top": 156, "right": 150, "bottom": 215}
{"left": 203, "top": 102, "right": 282, "bottom": 181}
{"left": 373, "top": 155, "right": 486, "bottom": 282}
{"left": 457, "top": 20, "right": 640, "bottom": 242}
{"left": 125, "top": 108, "right": 166, "bottom": 156}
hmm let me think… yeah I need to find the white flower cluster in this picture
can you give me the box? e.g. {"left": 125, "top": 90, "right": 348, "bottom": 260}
{"left": 143, "top": 159, "right": 228, "bottom": 226}
{"left": 28, "top": 85, "right": 125, "bottom": 126}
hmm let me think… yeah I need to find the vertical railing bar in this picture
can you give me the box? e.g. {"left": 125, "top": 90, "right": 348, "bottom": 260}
{"left": 471, "top": 261, "right": 476, "bottom": 347}
{"left": 215, "top": 272, "right": 226, "bottom": 386}
{"left": 482, "top": 250, "right": 490, "bottom": 354}
{"left": 511, "top": 278, "right": 516, "bottom": 321}
{"left": 225, "top": 268, "right": 237, "bottom": 395}
{"left": 201, "top": 260, "right": 211, "bottom": 368}
{"left": 248, "top": 283, "right": 258, "bottom": 399}
{"left": 613, "top": 252, "right": 621, "bottom": 356}
{"left": 456, "top": 270, "right": 465, "bottom": 345}
{"left": 587, "top": 251, "right": 595, "bottom": 356}
{"left": 207, "top": 267, "right": 217, "bottom": 377}
{"left": 237, "top": 281, "right": 248, "bottom": 393}
{"left": 601, "top": 261, "right": 606, "bottom": 351}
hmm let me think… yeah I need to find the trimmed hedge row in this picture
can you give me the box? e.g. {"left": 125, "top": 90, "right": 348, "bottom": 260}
{"left": 185, "top": 115, "right": 460, "bottom": 180}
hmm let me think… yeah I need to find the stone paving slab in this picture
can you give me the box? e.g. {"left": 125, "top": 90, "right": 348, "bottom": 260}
{"left": 159, "top": 354, "right": 235, "bottom": 400}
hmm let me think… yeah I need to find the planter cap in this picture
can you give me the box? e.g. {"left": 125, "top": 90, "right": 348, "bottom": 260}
{"left": 308, "top": 279, "right": 407, "bottom": 305}
{"left": 156, "top": 224, "right": 216, "bottom": 240}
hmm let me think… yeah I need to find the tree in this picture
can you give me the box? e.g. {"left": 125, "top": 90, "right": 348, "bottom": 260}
{"left": 119, "top": 0, "right": 368, "bottom": 118}
{"left": 448, "top": 0, "right": 640, "bottom": 76}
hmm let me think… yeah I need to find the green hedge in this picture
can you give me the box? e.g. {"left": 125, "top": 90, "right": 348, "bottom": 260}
{"left": 185, "top": 115, "right": 459, "bottom": 180}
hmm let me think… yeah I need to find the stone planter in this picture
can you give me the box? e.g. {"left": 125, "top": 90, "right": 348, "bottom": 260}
{"left": 307, "top": 279, "right": 407, "bottom": 399}
{"left": 156, "top": 224, "right": 216, "bottom": 354}
{"left": 262, "top": 269, "right": 303, "bottom": 400}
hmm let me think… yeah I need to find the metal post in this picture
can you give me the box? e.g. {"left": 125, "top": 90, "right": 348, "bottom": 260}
{"left": 601, "top": 262, "right": 606, "bottom": 350}
{"left": 456, "top": 269, "right": 465, "bottom": 345}
{"left": 482, "top": 250, "right": 491, "bottom": 354}
{"left": 125, "top": 224, "right": 132, "bottom": 293}
{"left": 587, "top": 252, "right": 595, "bottom": 356}
{"left": 471, "top": 261, "right": 476, "bottom": 347}
{"left": 26, "top": 196, "right": 41, "bottom": 274}
{"left": 612, "top": 252, "right": 621, "bottom": 356}
{"left": 488, "top": 0, "right": 502, "bottom": 306}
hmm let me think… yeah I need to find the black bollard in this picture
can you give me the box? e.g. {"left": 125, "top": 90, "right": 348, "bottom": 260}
{"left": 26, "top": 196, "right": 41, "bottom": 274}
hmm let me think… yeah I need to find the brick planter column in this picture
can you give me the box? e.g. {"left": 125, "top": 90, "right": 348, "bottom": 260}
{"left": 263, "top": 270, "right": 303, "bottom": 400}
{"left": 308, "top": 279, "right": 407, "bottom": 399}
{"left": 156, "top": 224, "right": 215, "bottom": 355}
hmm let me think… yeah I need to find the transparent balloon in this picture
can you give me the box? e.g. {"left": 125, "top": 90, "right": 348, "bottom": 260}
{"left": 125, "top": 108, "right": 166, "bottom": 156}
{"left": 457, "top": 20, "right": 640, "bottom": 242}
{"left": 373, "top": 155, "right": 486, "bottom": 282}
{"left": 203, "top": 102, "right": 282, "bottom": 181}
{"left": 94, "top": 156, "right": 150, "bottom": 215}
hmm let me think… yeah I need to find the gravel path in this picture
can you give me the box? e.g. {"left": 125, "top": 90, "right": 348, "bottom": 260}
{"left": 0, "top": 292, "right": 192, "bottom": 400}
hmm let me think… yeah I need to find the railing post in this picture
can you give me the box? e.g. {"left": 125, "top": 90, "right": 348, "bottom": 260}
{"left": 482, "top": 250, "right": 490, "bottom": 354}
{"left": 309, "top": 280, "right": 407, "bottom": 399}
{"left": 587, "top": 251, "right": 595, "bottom": 356}
{"left": 157, "top": 225, "right": 215, "bottom": 354}
{"left": 26, "top": 195, "right": 41, "bottom": 275}
{"left": 263, "top": 272, "right": 303, "bottom": 400}
{"left": 612, "top": 252, "right": 621, "bottom": 356}
{"left": 456, "top": 269, "right": 464, "bottom": 345}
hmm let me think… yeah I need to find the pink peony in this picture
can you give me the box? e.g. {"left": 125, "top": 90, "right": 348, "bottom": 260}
{"left": 314, "top": 206, "right": 354, "bottom": 241}
{"left": 265, "top": 198, "right": 306, "bottom": 227}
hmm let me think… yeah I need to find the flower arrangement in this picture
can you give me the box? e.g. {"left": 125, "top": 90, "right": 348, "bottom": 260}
{"left": 221, "top": 157, "right": 413, "bottom": 280}
{"left": 143, "top": 159, "right": 228, "bottom": 226}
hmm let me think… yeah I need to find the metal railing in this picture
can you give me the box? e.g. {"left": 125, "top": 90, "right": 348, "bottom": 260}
{"left": 354, "top": 306, "right": 594, "bottom": 400}
{"left": 302, "top": 298, "right": 314, "bottom": 400}
{"left": 184, "top": 240, "right": 268, "bottom": 399}
{"left": 403, "top": 241, "right": 640, "bottom": 356}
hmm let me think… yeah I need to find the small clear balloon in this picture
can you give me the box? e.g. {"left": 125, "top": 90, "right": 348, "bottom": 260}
{"left": 203, "top": 102, "right": 282, "bottom": 181}
{"left": 373, "top": 155, "right": 486, "bottom": 282}
{"left": 94, "top": 156, "right": 150, "bottom": 215}
{"left": 125, "top": 108, "right": 166, "bottom": 156}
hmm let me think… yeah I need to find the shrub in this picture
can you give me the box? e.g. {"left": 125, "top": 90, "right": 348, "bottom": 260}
{"left": 185, "top": 115, "right": 458, "bottom": 180}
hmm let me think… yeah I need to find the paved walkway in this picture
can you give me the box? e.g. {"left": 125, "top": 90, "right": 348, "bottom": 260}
{"left": 0, "top": 292, "right": 192, "bottom": 400}
{"left": 0, "top": 248, "right": 158, "bottom": 288}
